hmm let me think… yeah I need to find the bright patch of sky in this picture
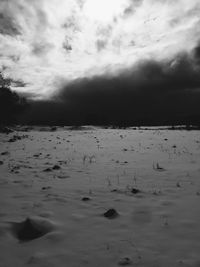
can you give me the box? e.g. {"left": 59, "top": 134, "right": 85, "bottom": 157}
{"left": 0, "top": 0, "right": 199, "bottom": 98}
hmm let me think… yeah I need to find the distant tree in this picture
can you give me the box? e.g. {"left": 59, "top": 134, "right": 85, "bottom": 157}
{"left": 0, "top": 72, "right": 28, "bottom": 125}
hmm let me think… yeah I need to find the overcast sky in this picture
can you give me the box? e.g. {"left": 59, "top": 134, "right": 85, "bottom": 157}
{"left": 0, "top": 0, "right": 200, "bottom": 98}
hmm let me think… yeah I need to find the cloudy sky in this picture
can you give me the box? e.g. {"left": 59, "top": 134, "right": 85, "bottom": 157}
{"left": 0, "top": 0, "right": 200, "bottom": 99}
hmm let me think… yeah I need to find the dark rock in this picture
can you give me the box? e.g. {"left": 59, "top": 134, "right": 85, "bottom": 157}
{"left": 42, "top": 186, "right": 51, "bottom": 190}
{"left": 111, "top": 189, "right": 118, "bottom": 192}
{"left": 1, "top": 151, "right": 9, "bottom": 156}
{"left": 52, "top": 165, "right": 61, "bottom": 170}
{"left": 57, "top": 175, "right": 70, "bottom": 179}
{"left": 13, "top": 180, "right": 23, "bottom": 184}
{"left": 82, "top": 197, "right": 91, "bottom": 201}
{"left": 43, "top": 168, "right": 52, "bottom": 172}
{"left": 0, "top": 161, "right": 3, "bottom": 165}
{"left": 131, "top": 188, "right": 141, "bottom": 194}
{"left": 11, "top": 217, "right": 54, "bottom": 242}
{"left": 33, "top": 153, "right": 41, "bottom": 158}
{"left": 103, "top": 209, "right": 118, "bottom": 219}
{"left": 118, "top": 257, "right": 132, "bottom": 265}
{"left": 8, "top": 134, "right": 29, "bottom": 143}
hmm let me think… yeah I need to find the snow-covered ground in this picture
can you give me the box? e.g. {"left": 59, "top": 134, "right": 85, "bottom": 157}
{"left": 0, "top": 127, "right": 200, "bottom": 267}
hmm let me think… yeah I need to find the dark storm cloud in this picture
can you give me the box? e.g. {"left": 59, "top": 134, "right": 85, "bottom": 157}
{"left": 193, "top": 42, "right": 200, "bottom": 65}
{"left": 24, "top": 43, "right": 200, "bottom": 126}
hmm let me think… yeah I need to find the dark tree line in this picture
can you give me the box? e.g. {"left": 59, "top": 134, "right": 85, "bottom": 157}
{"left": 0, "top": 72, "right": 27, "bottom": 125}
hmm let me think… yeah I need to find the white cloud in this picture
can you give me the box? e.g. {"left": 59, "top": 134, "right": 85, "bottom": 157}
{"left": 0, "top": 0, "right": 200, "bottom": 98}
